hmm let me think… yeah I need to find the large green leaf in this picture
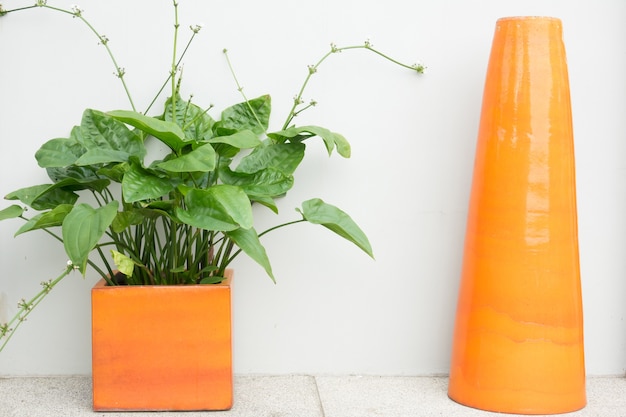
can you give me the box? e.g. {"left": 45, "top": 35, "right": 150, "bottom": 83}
{"left": 268, "top": 125, "right": 351, "bottom": 158}
{"left": 5, "top": 185, "right": 49, "bottom": 205}
{"left": 79, "top": 109, "right": 146, "bottom": 160}
{"left": 176, "top": 185, "right": 253, "bottom": 231}
{"left": 220, "top": 167, "right": 293, "bottom": 198}
{"left": 46, "top": 164, "right": 107, "bottom": 186}
{"left": 298, "top": 198, "right": 373, "bottom": 258}
{"left": 35, "top": 134, "right": 85, "bottom": 168}
{"left": 75, "top": 149, "right": 138, "bottom": 166}
{"left": 122, "top": 164, "right": 176, "bottom": 203}
{"left": 225, "top": 227, "right": 275, "bottom": 282}
{"left": 208, "top": 130, "right": 262, "bottom": 149}
{"left": 15, "top": 204, "right": 74, "bottom": 236}
{"left": 5, "top": 184, "right": 78, "bottom": 210}
{"left": 155, "top": 143, "right": 216, "bottom": 173}
{"left": 47, "top": 175, "right": 110, "bottom": 193}
{"left": 220, "top": 95, "right": 271, "bottom": 135}
{"left": 0, "top": 205, "right": 25, "bottom": 221}
{"left": 235, "top": 142, "right": 305, "bottom": 175}
{"left": 6, "top": 176, "right": 107, "bottom": 208}
{"left": 62, "top": 201, "right": 119, "bottom": 274}
{"left": 108, "top": 110, "right": 188, "bottom": 152}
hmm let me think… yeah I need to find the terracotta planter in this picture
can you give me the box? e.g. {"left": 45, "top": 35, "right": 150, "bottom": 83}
{"left": 91, "top": 270, "right": 233, "bottom": 411}
{"left": 447, "top": 17, "right": 586, "bottom": 414}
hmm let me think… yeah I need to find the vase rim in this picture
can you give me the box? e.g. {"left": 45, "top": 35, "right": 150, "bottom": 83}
{"left": 497, "top": 16, "right": 561, "bottom": 22}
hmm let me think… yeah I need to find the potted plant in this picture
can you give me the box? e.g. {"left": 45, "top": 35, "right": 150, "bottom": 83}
{"left": 0, "top": 1, "right": 424, "bottom": 411}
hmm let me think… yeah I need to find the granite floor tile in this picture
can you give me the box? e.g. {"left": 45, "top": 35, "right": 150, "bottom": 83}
{"left": 315, "top": 375, "right": 626, "bottom": 417}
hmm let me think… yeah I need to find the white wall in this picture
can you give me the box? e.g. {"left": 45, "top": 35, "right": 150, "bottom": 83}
{"left": 0, "top": 0, "right": 624, "bottom": 376}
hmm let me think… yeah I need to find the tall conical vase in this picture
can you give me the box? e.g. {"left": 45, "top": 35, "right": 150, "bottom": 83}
{"left": 447, "top": 17, "right": 586, "bottom": 415}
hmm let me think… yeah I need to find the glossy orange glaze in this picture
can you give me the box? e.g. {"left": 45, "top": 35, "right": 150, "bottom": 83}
{"left": 448, "top": 17, "right": 586, "bottom": 414}
{"left": 91, "top": 270, "right": 233, "bottom": 411}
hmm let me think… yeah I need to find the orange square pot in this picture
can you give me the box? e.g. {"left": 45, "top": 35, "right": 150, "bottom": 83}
{"left": 91, "top": 270, "right": 233, "bottom": 411}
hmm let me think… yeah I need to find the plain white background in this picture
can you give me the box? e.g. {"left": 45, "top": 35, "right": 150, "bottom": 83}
{"left": 0, "top": 0, "right": 624, "bottom": 376}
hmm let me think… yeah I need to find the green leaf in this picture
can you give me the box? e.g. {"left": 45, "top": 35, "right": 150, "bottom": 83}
{"left": 155, "top": 143, "right": 216, "bottom": 173}
{"left": 225, "top": 227, "right": 275, "bottom": 282}
{"left": 208, "top": 130, "right": 262, "bottom": 149}
{"left": 111, "top": 209, "right": 146, "bottom": 233}
{"left": 62, "top": 201, "right": 119, "bottom": 274}
{"left": 163, "top": 94, "right": 216, "bottom": 141}
{"left": 235, "top": 142, "right": 305, "bottom": 175}
{"left": 0, "top": 205, "right": 25, "bottom": 221}
{"left": 122, "top": 164, "right": 176, "bottom": 203}
{"left": 15, "top": 204, "right": 73, "bottom": 236}
{"left": 7, "top": 177, "right": 105, "bottom": 205}
{"left": 220, "top": 95, "right": 271, "bottom": 135}
{"left": 111, "top": 250, "right": 135, "bottom": 277}
{"left": 5, "top": 184, "right": 78, "bottom": 210}
{"left": 250, "top": 195, "right": 278, "bottom": 213}
{"left": 268, "top": 125, "right": 351, "bottom": 158}
{"left": 199, "top": 276, "right": 225, "bottom": 284}
{"left": 108, "top": 109, "right": 188, "bottom": 152}
{"left": 220, "top": 167, "right": 293, "bottom": 198}
{"left": 35, "top": 134, "right": 85, "bottom": 168}
{"left": 97, "top": 162, "right": 129, "bottom": 183}
{"left": 75, "top": 149, "right": 137, "bottom": 166}
{"left": 79, "top": 109, "right": 146, "bottom": 160}
{"left": 298, "top": 198, "right": 373, "bottom": 258}
{"left": 46, "top": 165, "right": 110, "bottom": 192}
{"left": 143, "top": 200, "right": 176, "bottom": 212}
{"left": 48, "top": 176, "right": 110, "bottom": 193}
{"left": 176, "top": 185, "right": 253, "bottom": 231}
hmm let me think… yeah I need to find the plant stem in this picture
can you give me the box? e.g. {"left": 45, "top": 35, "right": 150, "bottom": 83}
{"left": 0, "top": 4, "right": 37, "bottom": 14}
{"left": 169, "top": 0, "right": 180, "bottom": 119}
{"left": 0, "top": 265, "right": 74, "bottom": 353}
{"left": 144, "top": 31, "right": 199, "bottom": 115}
{"left": 223, "top": 49, "right": 265, "bottom": 130}
{"left": 1, "top": 3, "right": 136, "bottom": 110}
{"left": 43, "top": 4, "right": 136, "bottom": 111}
{"left": 281, "top": 43, "right": 424, "bottom": 130}
{"left": 225, "top": 219, "right": 307, "bottom": 265}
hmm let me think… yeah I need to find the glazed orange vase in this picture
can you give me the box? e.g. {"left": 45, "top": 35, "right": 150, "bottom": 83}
{"left": 447, "top": 17, "right": 586, "bottom": 415}
{"left": 91, "top": 270, "right": 233, "bottom": 411}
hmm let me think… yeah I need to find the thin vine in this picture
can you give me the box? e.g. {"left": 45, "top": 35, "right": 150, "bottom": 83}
{"left": 0, "top": 264, "right": 75, "bottom": 352}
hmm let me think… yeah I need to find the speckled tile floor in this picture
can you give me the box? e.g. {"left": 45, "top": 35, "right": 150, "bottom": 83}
{"left": 1, "top": 375, "right": 625, "bottom": 416}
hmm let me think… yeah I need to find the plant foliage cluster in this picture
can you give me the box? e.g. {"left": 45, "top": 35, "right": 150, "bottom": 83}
{"left": 0, "top": 0, "right": 423, "bottom": 350}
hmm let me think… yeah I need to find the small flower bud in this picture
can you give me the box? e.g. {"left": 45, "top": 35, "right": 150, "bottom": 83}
{"left": 70, "top": 4, "right": 83, "bottom": 17}
{"left": 41, "top": 280, "right": 53, "bottom": 293}
{"left": 190, "top": 24, "right": 202, "bottom": 34}
{"left": 411, "top": 62, "right": 426, "bottom": 74}
{"left": 18, "top": 299, "right": 32, "bottom": 312}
